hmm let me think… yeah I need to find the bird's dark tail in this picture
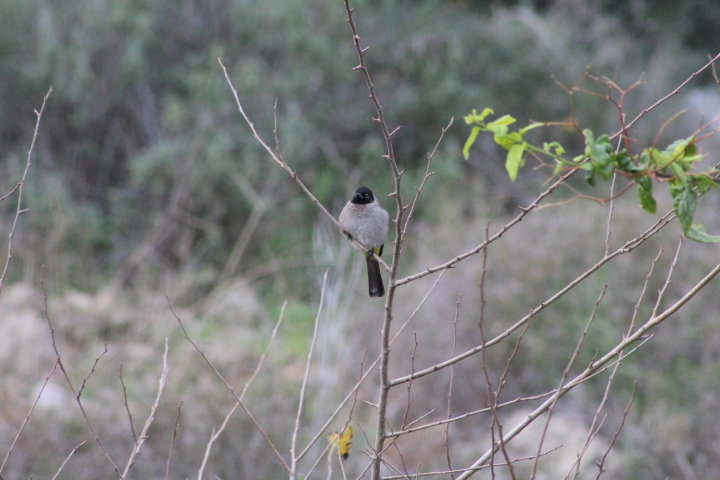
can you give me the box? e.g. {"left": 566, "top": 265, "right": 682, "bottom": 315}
{"left": 365, "top": 254, "right": 385, "bottom": 297}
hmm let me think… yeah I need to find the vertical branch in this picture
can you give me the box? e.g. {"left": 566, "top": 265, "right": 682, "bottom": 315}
{"left": 445, "top": 295, "right": 462, "bottom": 480}
{"left": 0, "top": 87, "right": 52, "bottom": 296}
{"left": 477, "top": 225, "right": 515, "bottom": 478}
{"left": 342, "top": 3, "right": 404, "bottom": 479}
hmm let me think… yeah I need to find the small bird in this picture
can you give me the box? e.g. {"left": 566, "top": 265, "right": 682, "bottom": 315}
{"left": 339, "top": 186, "right": 389, "bottom": 297}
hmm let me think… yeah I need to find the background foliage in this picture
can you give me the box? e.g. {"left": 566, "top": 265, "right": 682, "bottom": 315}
{"left": 1, "top": 0, "right": 720, "bottom": 478}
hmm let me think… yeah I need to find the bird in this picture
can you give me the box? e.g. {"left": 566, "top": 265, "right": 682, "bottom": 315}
{"left": 339, "top": 186, "right": 389, "bottom": 297}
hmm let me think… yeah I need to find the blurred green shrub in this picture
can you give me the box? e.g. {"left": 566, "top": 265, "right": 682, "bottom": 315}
{"left": 1, "top": 0, "right": 715, "bottom": 296}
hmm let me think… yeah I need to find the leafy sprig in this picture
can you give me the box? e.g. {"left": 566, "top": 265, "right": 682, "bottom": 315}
{"left": 463, "top": 108, "right": 720, "bottom": 242}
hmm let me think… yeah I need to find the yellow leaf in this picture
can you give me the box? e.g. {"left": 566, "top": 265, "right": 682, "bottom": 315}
{"left": 327, "top": 426, "right": 353, "bottom": 460}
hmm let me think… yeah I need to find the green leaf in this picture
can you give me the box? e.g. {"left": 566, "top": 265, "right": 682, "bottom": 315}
{"left": 636, "top": 175, "right": 656, "bottom": 214}
{"left": 543, "top": 141, "right": 565, "bottom": 157}
{"left": 615, "top": 150, "right": 643, "bottom": 173}
{"left": 463, "top": 126, "right": 481, "bottom": 160}
{"left": 478, "top": 107, "right": 495, "bottom": 122}
{"left": 673, "top": 185, "right": 698, "bottom": 234}
{"left": 686, "top": 224, "right": 720, "bottom": 243}
{"left": 506, "top": 143, "right": 525, "bottom": 181}
{"left": 648, "top": 147, "right": 672, "bottom": 169}
{"left": 519, "top": 122, "right": 544, "bottom": 134}
{"left": 670, "top": 162, "right": 686, "bottom": 180}
{"left": 585, "top": 168, "right": 596, "bottom": 186}
{"left": 494, "top": 131, "right": 522, "bottom": 150}
{"left": 486, "top": 114, "right": 516, "bottom": 134}
{"left": 464, "top": 107, "right": 495, "bottom": 125}
{"left": 691, "top": 174, "right": 720, "bottom": 194}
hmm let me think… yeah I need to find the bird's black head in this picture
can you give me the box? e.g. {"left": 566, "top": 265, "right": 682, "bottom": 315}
{"left": 351, "top": 186, "right": 375, "bottom": 204}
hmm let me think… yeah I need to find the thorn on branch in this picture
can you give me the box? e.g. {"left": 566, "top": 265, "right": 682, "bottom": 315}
{"left": 389, "top": 126, "right": 402, "bottom": 137}
{"left": 361, "top": 46, "right": 370, "bottom": 54}
{"left": 352, "top": 65, "right": 362, "bottom": 71}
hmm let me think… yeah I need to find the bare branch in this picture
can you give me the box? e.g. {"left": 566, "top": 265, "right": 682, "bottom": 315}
{"left": 290, "top": 271, "right": 328, "bottom": 478}
{"left": 594, "top": 382, "right": 636, "bottom": 480}
{"left": 0, "top": 87, "right": 52, "bottom": 296}
{"left": 217, "top": 58, "right": 388, "bottom": 270}
{"left": 391, "top": 210, "right": 675, "bottom": 387}
{"left": 78, "top": 343, "right": 108, "bottom": 400}
{"left": 198, "top": 302, "right": 285, "bottom": 479}
{"left": 401, "top": 117, "right": 454, "bottom": 242}
{"left": 298, "top": 270, "right": 447, "bottom": 462}
{"left": 455, "top": 260, "right": 720, "bottom": 479}
{"left": 50, "top": 440, "right": 87, "bottom": 480}
{"left": 0, "top": 360, "right": 59, "bottom": 475}
{"left": 395, "top": 168, "right": 576, "bottom": 287}
{"left": 121, "top": 338, "right": 170, "bottom": 479}
{"left": 530, "top": 286, "right": 607, "bottom": 480}
{"left": 119, "top": 364, "right": 138, "bottom": 443}
{"left": 164, "top": 402, "right": 183, "bottom": 480}
{"left": 40, "top": 267, "right": 121, "bottom": 476}
{"left": 167, "top": 297, "right": 290, "bottom": 472}
{"left": 619, "top": 52, "right": 720, "bottom": 136}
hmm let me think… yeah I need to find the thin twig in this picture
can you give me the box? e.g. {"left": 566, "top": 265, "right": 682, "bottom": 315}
{"left": 652, "top": 237, "right": 683, "bottom": 317}
{"left": 40, "top": 266, "right": 121, "bottom": 476}
{"left": 78, "top": 343, "right": 108, "bottom": 400}
{"left": 618, "top": 52, "right": 720, "bottom": 136}
{"left": 121, "top": 338, "right": 170, "bottom": 479}
{"left": 569, "top": 247, "right": 662, "bottom": 478}
{"left": 164, "top": 402, "right": 183, "bottom": 480}
{"left": 401, "top": 117, "right": 454, "bottom": 242}
{"left": 395, "top": 168, "right": 576, "bottom": 287}
{"left": 455, "top": 260, "right": 720, "bottom": 480}
{"left": 197, "top": 302, "right": 286, "bottom": 479}
{"left": 167, "top": 297, "right": 290, "bottom": 472}
{"left": 0, "top": 87, "right": 52, "bottom": 296}
{"left": 385, "top": 390, "right": 555, "bottom": 439}
{"left": 530, "top": 286, "right": 607, "bottom": 480}
{"left": 391, "top": 209, "right": 675, "bottom": 387}
{"left": 444, "top": 295, "right": 461, "bottom": 480}
{"left": 217, "top": 58, "right": 388, "bottom": 271}
{"left": 297, "top": 270, "right": 446, "bottom": 462}
{"left": 379, "top": 445, "right": 563, "bottom": 479}
{"left": 594, "top": 382, "right": 637, "bottom": 480}
{"left": 477, "top": 224, "right": 514, "bottom": 478}
{"left": 290, "top": 271, "right": 328, "bottom": 478}
{"left": 50, "top": 440, "right": 87, "bottom": 480}
{"left": 0, "top": 360, "right": 59, "bottom": 475}
{"left": 118, "top": 364, "right": 138, "bottom": 443}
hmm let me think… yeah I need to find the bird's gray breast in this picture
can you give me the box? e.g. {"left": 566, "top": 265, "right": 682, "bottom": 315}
{"left": 339, "top": 202, "right": 388, "bottom": 248}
